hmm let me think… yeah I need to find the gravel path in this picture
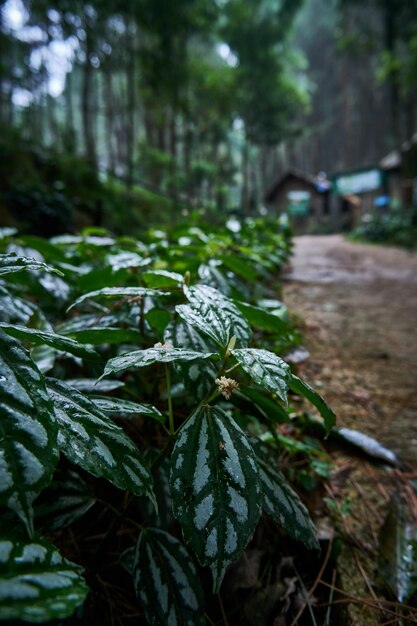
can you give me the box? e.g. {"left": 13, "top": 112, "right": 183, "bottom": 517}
{"left": 283, "top": 235, "right": 417, "bottom": 466}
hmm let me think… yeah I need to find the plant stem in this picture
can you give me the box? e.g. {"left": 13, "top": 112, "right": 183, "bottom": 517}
{"left": 166, "top": 363, "right": 175, "bottom": 435}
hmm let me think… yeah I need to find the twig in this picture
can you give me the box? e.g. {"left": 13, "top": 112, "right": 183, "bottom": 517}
{"left": 288, "top": 529, "right": 334, "bottom": 626}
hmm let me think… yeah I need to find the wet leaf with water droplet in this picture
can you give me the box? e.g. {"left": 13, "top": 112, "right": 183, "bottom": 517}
{"left": 170, "top": 405, "right": 261, "bottom": 592}
{"left": 231, "top": 348, "right": 290, "bottom": 404}
{"left": 250, "top": 437, "right": 319, "bottom": 550}
{"left": 0, "top": 525, "right": 88, "bottom": 622}
{"left": 46, "top": 379, "right": 155, "bottom": 504}
{"left": 0, "top": 331, "right": 58, "bottom": 535}
{"left": 177, "top": 284, "right": 252, "bottom": 348}
{"left": 133, "top": 528, "right": 205, "bottom": 626}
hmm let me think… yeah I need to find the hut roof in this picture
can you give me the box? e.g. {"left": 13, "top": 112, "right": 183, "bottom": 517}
{"left": 264, "top": 168, "right": 330, "bottom": 203}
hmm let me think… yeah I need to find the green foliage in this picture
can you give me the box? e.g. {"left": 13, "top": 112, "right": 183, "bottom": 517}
{"left": 352, "top": 208, "right": 417, "bottom": 248}
{"left": 0, "top": 219, "right": 334, "bottom": 624}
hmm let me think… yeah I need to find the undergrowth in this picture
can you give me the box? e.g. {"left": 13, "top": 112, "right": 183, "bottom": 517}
{"left": 0, "top": 218, "right": 336, "bottom": 625}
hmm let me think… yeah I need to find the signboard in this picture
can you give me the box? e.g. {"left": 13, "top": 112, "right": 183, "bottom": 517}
{"left": 333, "top": 168, "right": 382, "bottom": 196}
{"left": 287, "top": 190, "right": 310, "bottom": 216}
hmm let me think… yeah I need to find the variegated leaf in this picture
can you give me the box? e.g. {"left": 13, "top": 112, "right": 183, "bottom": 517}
{"left": 46, "top": 379, "right": 155, "bottom": 503}
{"left": 231, "top": 348, "right": 290, "bottom": 404}
{"left": 164, "top": 320, "right": 218, "bottom": 400}
{"left": 0, "top": 324, "right": 100, "bottom": 362}
{"left": 170, "top": 405, "right": 261, "bottom": 592}
{"left": 289, "top": 374, "right": 336, "bottom": 433}
{"left": 0, "top": 529, "right": 88, "bottom": 622}
{"left": 64, "top": 378, "right": 125, "bottom": 393}
{"left": 101, "top": 347, "right": 217, "bottom": 379}
{"left": 91, "top": 396, "right": 164, "bottom": 423}
{"left": 0, "top": 286, "right": 38, "bottom": 324}
{"left": 0, "top": 254, "right": 64, "bottom": 277}
{"left": 178, "top": 284, "right": 251, "bottom": 348}
{"left": 133, "top": 528, "right": 205, "bottom": 626}
{"left": 0, "top": 331, "right": 58, "bottom": 535}
{"left": 250, "top": 437, "right": 319, "bottom": 550}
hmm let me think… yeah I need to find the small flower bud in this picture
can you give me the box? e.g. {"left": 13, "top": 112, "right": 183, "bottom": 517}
{"left": 153, "top": 341, "right": 173, "bottom": 349}
{"left": 215, "top": 376, "right": 239, "bottom": 400}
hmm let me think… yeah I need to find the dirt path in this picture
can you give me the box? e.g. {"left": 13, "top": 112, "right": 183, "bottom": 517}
{"left": 283, "top": 235, "right": 417, "bottom": 466}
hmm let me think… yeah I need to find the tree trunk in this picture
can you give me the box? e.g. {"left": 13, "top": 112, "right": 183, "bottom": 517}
{"left": 82, "top": 31, "right": 97, "bottom": 166}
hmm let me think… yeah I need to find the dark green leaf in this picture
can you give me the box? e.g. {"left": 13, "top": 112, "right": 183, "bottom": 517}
{"left": 67, "top": 286, "right": 167, "bottom": 312}
{"left": 164, "top": 319, "right": 218, "bottom": 400}
{"left": 106, "top": 251, "right": 150, "bottom": 270}
{"left": 0, "top": 528, "right": 88, "bottom": 622}
{"left": 0, "top": 332, "right": 58, "bottom": 535}
{"left": 145, "top": 308, "right": 172, "bottom": 334}
{"left": 289, "top": 375, "right": 336, "bottom": 433}
{"left": 133, "top": 528, "right": 205, "bottom": 626}
{"left": 101, "top": 347, "right": 217, "bottom": 379}
{"left": 46, "top": 379, "right": 155, "bottom": 503}
{"left": 0, "top": 324, "right": 100, "bottom": 362}
{"left": 92, "top": 397, "right": 165, "bottom": 422}
{"left": 231, "top": 348, "right": 290, "bottom": 404}
{"left": 239, "top": 386, "right": 290, "bottom": 423}
{"left": 143, "top": 270, "right": 184, "bottom": 288}
{"left": 0, "top": 254, "right": 64, "bottom": 277}
{"left": 170, "top": 405, "right": 261, "bottom": 592}
{"left": 66, "top": 327, "right": 142, "bottom": 345}
{"left": 234, "top": 301, "right": 287, "bottom": 333}
{"left": 250, "top": 437, "right": 319, "bottom": 550}
{"left": 35, "top": 468, "right": 95, "bottom": 531}
{"left": 219, "top": 254, "right": 258, "bottom": 281}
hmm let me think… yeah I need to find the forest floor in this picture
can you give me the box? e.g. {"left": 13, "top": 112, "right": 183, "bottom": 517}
{"left": 283, "top": 235, "right": 417, "bottom": 624}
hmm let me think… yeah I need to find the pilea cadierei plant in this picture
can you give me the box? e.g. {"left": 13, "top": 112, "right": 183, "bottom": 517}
{"left": 0, "top": 225, "right": 335, "bottom": 625}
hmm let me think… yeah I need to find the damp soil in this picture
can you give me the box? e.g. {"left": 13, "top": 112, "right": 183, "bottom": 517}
{"left": 283, "top": 235, "right": 417, "bottom": 625}
{"left": 283, "top": 234, "right": 417, "bottom": 466}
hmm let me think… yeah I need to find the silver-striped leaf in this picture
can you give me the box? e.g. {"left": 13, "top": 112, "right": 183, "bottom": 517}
{"left": 0, "top": 254, "right": 64, "bottom": 277}
{"left": 0, "top": 529, "right": 88, "bottom": 623}
{"left": 91, "top": 396, "right": 165, "bottom": 423}
{"left": 178, "top": 284, "right": 252, "bottom": 348}
{"left": 64, "top": 378, "right": 125, "bottom": 393}
{"left": 0, "top": 324, "right": 100, "bottom": 362}
{"left": 164, "top": 319, "right": 218, "bottom": 400}
{"left": 34, "top": 468, "right": 95, "bottom": 531}
{"left": 0, "top": 286, "right": 38, "bottom": 324}
{"left": 67, "top": 286, "right": 167, "bottom": 312}
{"left": 0, "top": 331, "right": 58, "bottom": 535}
{"left": 170, "top": 405, "right": 261, "bottom": 592}
{"left": 250, "top": 437, "right": 319, "bottom": 550}
{"left": 133, "top": 528, "right": 205, "bottom": 626}
{"left": 231, "top": 348, "right": 290, "bottom": 404}
{"left": 46, "top": 379, "right": 155, "bottom": 503}
{"left": 289, "top": 374, "right": 336, "bottom": 434}
{"left": 101, "top": 347, "right": 217, "bottom": 379}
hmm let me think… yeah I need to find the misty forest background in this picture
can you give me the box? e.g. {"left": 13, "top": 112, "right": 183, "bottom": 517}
{"left": 1, "top": 0, "right": 417, "bottom": 235}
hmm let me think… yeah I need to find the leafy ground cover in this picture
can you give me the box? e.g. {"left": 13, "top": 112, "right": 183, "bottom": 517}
{"left": 0, "top": 219, "right": 338, "bottom": 625}
{"left": 351, "top": 207, "right": 417, "bottom": 249}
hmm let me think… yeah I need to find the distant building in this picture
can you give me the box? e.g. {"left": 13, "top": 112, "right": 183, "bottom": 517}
{"left": 264, "top": 168, "right": 357, "bottom": 233}
{"left": 379, "top": 133, "right": 417, "bottom": 208}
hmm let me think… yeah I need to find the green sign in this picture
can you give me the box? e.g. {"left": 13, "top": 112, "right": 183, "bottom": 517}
{"left": 287, "top": 191, "right": 310, "bottom": 216}
{"left": 333, "top": 168, "right": 382, "bottom": 195}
